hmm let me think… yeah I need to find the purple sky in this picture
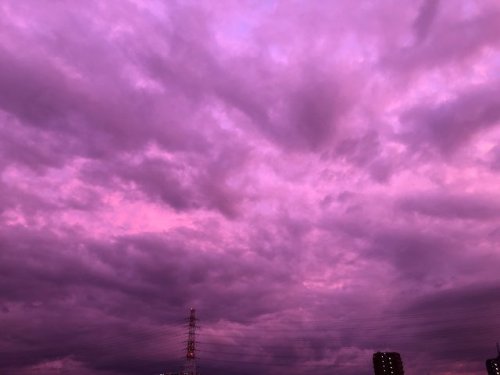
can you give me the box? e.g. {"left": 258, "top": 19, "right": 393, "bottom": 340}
{"left": 1, "top": 0, "right": 500, "bottom": 374}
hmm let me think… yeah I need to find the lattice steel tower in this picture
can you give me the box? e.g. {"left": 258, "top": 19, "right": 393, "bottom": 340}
{"left": 182, "top": 308, "right": 198, "bottom": 375}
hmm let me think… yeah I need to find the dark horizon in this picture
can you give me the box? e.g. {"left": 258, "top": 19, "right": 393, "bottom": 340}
{"left": 1, "top": 0, "right": 500, "bottom": 374}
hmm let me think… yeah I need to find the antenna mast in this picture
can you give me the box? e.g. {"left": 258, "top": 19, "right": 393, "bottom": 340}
{"left": 182, "top": 308, "right": 198, "bottom": 375}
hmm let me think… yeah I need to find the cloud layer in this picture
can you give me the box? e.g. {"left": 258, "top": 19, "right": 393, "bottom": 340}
{"left": 1, "top": 1, "right": 500, "bottom": 374}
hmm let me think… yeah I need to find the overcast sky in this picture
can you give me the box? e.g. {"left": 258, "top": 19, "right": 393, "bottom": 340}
{"left": 1, "top": 0, "right": 500, "bottom": 374}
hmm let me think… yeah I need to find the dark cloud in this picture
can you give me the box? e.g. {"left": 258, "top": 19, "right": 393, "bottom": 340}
{"left": 400, "top": 83, "right": 500, "bottom": 153}
{"left": 369, "top": 229, "right": 455, "bottom": 282}
{"left": 385, "top": 4, "right": 500, "bottom": 77}
{"left": 1, "top": 0, "right": 500, "bottom": 374}
{"left": 399, "top": 192, "right": 500, "bottom": 220}
{"left": 403, "top": 284, "right": 500, "bottom": 365}
{"left": 81, "top": 147, "right": 248, "bottom": 217}
{"left": 0, "top": 227, "right": 302, "bottom": 374}
{"left": 335, "top": 132, "right": 395, "bottom": 183}
{"left": 413, "top": 0, "right": 440, "bottom": 43}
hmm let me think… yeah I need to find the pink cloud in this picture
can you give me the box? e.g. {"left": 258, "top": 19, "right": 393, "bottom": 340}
{"left": 1, "top": 1, "right": 500, "bottom": 374}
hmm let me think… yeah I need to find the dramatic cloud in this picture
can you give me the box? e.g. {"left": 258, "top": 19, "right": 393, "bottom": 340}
{"left": 401, "top": 83, "right": 500, "bottom": 153}
{"left": 1, "top": 1, "right": 500, "bottom": 374}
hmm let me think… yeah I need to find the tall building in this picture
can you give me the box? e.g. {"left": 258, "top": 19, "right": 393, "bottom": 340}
{"left": 373, "top": 352, "right": 405, "bottom": 375}
{"left": 486, "top": 343, "right": 500, "bottom": 375}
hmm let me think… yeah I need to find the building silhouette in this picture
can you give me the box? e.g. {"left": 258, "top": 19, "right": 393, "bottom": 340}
{"left": 373, "top": 352, "right": 405, "bottom": 375}
{"left": 486, "top": 343, "right": 500, "bottom": 375}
